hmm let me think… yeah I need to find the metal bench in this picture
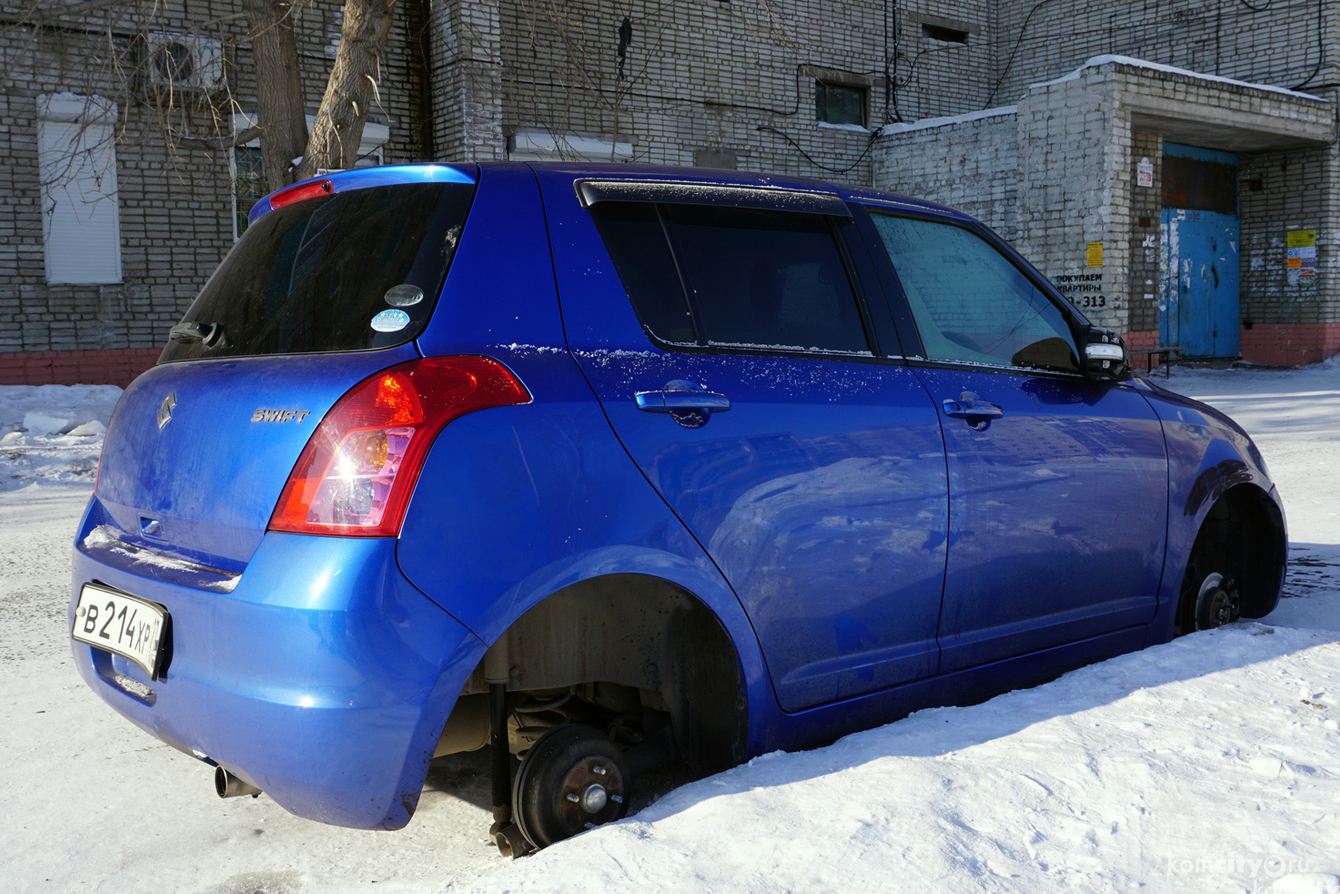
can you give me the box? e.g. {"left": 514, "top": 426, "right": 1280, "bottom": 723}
{"left": 1128, "top": 345, "right": 1180, "bottom": 377}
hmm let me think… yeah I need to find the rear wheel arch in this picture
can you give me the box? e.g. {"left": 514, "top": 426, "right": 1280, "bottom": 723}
{"left": 438, "top": 573, "right": 749, "bottom": 776}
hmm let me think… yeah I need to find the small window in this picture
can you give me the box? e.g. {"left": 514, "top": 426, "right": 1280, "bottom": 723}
{"left": 233, "top": 147, "right": 266, "bottom": 237}
{"left": 869, "top": 213, "right": 1079, "bottom": 373}
{"left": 815, "top": 82, "right": 867, "bottom": 127}
{"left": 922, "top": 23, "right": 969, "bottom": 43}
{"left": 36, "top": 94, "right": 123, "bottom": 285}
{"left": 590, "top": 202, "right": 871, "bottom": 356}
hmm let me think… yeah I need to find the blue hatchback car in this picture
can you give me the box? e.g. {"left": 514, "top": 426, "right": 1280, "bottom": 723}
{"left": 71, "top": 162, "right": 1286, "bottom": 854}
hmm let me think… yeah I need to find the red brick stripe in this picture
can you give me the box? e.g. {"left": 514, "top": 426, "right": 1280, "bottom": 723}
{"left": 0, "top": 349, "right": 162, "bottom": 387}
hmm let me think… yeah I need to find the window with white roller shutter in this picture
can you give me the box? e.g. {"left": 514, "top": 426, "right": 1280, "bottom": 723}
{"left": 36, "top": 94, "right": 123, "bottom": 285}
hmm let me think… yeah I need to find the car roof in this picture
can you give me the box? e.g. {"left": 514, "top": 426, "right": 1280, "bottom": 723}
{"left": 250, "top": 161, "right": 970, "bottom": 226}
{"left": 515, "top": 161, "right": 968, "bottom": 220}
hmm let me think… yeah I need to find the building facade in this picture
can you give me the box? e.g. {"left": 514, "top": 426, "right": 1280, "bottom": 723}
{"left": 872, "top": 1, "right": 1340, "bottom": 367}
{"left": 2, "top": 0, "right": 1337, "bottom": 384}
{"left": 0, "top": 0, "right": 423, "bottom": 384}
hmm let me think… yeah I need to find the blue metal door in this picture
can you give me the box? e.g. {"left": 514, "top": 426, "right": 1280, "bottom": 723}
{"left": 1160, "top": 144, "right": 1240, "bottom": 358}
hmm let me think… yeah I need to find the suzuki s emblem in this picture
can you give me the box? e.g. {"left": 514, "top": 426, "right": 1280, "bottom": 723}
{"left": 157, "top": 392, "right": 177, "bottom": 430}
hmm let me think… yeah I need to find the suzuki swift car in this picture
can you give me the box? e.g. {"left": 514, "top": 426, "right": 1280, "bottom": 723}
{"left": 70, "top": 162, "right": 1286, "bottom": 854}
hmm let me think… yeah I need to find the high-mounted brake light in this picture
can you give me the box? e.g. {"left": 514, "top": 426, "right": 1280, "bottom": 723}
{"left": 270, "top": 178, "right": 334, "bottom": 210}
{"left": 269, "top": 356, "right": 531, "bottom": 537}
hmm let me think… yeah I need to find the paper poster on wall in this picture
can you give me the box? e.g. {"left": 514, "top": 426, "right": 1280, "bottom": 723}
{"left": 1086, "top": 242, "right": 1103, "bottom": 268}
{"left": 1287, "top": 229, "right": 1317, "bottom": 288}
{"left": 1137, "top": 157, "right": 1154, "bottom": 188}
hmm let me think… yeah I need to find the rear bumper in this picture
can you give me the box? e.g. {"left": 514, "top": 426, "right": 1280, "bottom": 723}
{"left": 69, "top": 508, "right": 483, "bottom": 830}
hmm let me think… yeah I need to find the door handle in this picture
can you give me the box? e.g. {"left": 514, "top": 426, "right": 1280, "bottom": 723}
{"left": 942, "top": 398, "right": 1003, "bottom": 420}
{"left": 942, "top": 393, "right": 1003, "bottom": 431}
{"left": 635, "top": 381, "right": 731, "bottom": 413}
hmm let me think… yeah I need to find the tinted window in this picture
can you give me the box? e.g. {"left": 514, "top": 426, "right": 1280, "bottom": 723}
{"left": 591, "top": 201, "right": 871, "bottom": 355}
{"left": 161, "top": 182, "right": 474, "bottom": 362}
{"left": 589, "top": 202, "right": 696, "bottom": 345}
{"left": 869, "top": 213, "right": 1079, "bottom": 373}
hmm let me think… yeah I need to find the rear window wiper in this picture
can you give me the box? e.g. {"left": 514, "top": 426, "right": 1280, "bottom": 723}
{"left": 169, "top": 321, "right": 223, "bottom": 348}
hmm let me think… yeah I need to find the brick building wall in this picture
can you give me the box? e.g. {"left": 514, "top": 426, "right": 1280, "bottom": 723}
{"left": 874, "top": 54, "right": 1336, "bottom": 366}
{"left": 429, "top": 0, "right": 505, "bottom": 163}
{"left": 872, "top": 109, "right": 1019, "bottom": 237}
{"left": 1, "top": 6, "right": 234, "bottom": 385}
{"left": 990, "top": 0, "right": 1339, "bottom": 108}
{"left": 1127, "top": 130, "right": 1163, "bottom": 342}
{"left": 0, "top": 0, "right": 422, "bottom": 387}
{"left": 1237, "top": 146, "right": 1340, "bottom": 365}
{"left": 5, "top": 0, "right": 1340, "bottom": 383}
{"left": 490, "top": 0, "right": 888, "bottom": 182}
{"left": 888, "top": 0, "right": 996, "bottom": 121}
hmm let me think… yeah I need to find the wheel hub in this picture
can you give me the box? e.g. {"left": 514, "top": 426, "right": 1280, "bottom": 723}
{"left": 580, "top": 782, "right": 608, "bottom": 813}
{"left": 1194, "top": 572, "right": 1241, "bottom": 630}
{"left": 512, "top": 724, "right": 631, "bottom": 849}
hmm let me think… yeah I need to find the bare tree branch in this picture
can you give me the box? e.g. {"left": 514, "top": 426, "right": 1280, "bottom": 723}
{"left": 181, "top": 125, "right": 263, "bottom": 150}
{"left": 295, "top": 0, "right": 396, "bottom": 180}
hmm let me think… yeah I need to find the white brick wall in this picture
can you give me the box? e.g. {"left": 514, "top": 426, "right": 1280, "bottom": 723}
{"left": 873, "top": 58, "right": 1337, "bottom": 336}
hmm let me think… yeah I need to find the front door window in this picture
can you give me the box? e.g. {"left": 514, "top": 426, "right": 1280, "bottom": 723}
{"left": 869, "top": 213, "right": 1080, "bottom": 372}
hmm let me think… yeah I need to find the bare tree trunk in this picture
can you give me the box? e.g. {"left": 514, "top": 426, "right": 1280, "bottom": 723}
{"left": 242, "top": 0, "right": 309, "bottom": 192}
{"left": 294, "top": 0, "right": 397, "bottom": 181}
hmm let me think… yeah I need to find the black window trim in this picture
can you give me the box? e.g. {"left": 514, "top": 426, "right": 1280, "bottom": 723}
{"left": 577, "top": 179, "right": 853, "bottom": 219}
{"left": 852, "top": 201, "right": 1095, "bottom": 381}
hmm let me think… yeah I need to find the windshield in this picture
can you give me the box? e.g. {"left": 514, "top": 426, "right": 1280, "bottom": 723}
{"left": 160, "top": 181, "right": 475, "bottom": 362}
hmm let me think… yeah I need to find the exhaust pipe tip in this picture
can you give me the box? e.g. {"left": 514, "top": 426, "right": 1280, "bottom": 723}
{"left": 215, "top": 766, "right": 262, "bottom": 799}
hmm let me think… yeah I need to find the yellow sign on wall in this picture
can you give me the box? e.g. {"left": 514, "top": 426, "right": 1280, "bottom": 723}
{"left": 1287, "top": 229, "right": 1317, "bottom": 289}
{"left": 1086, "top": 242, "right": 1104, "bottom": 268}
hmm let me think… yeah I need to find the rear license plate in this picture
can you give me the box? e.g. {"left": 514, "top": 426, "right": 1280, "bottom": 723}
{"left": 72, "top": 584, "right": 169, "bottom": 680}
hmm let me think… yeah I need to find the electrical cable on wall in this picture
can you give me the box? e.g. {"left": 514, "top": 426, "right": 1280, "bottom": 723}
{"left": 984, "top": 0, "right": 1056, "bottom": 109}
{"left": 884, "top": 0, "right": 903, "bottom": 124}
{"left": 1290, "top": 0, "right": 1324, "bottom": 91}
{"left": 756, "top": 125, "right": 878, "bottom": 175}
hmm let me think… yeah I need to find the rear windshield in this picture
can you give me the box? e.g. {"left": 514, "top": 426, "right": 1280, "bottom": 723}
{"left": 160, "top": 182, "right": 475, "bottom": 362}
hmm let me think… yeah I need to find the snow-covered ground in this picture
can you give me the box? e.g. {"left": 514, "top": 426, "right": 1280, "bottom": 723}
{"left": 2, "top": 365, "right": 1338, "bottom": 894}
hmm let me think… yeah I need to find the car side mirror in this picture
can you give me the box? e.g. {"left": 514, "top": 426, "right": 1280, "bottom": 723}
{"left": 1083, "top": 327, "right": 1132, "bottom": 382}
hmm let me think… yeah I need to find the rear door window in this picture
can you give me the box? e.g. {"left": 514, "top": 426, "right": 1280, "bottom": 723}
{"left": 590, "top": 201, "right": 872, "bottom": 356}
{"left": 161, "top": 182, "right": 475, "bottom": 362}
{"left": 868, "top": 212, "right": 1080, "bottom": 373}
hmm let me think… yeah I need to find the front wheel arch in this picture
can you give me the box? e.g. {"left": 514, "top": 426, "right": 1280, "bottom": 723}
{"left": 1176, "top": 484, "right": 1285, "bottom": 636}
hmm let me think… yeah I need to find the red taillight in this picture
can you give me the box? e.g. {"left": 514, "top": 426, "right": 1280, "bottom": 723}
{"left": 269, "top": 356, "right": 531, "bottom": 537}
{"left": 270, "top": 178, "right": 334, "bottom": 210}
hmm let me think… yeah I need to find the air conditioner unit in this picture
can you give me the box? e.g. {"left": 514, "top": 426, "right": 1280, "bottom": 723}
{"left": 143, "top": 33, "right": 224, "bottom": 94}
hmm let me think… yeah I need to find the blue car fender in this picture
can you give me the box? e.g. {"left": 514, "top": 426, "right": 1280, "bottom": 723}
{"left": 394, "top": 359, "right": 774, "bottom": 766}
{"left": 1136, "top": 380, "right": 1286, "bottom": 642}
